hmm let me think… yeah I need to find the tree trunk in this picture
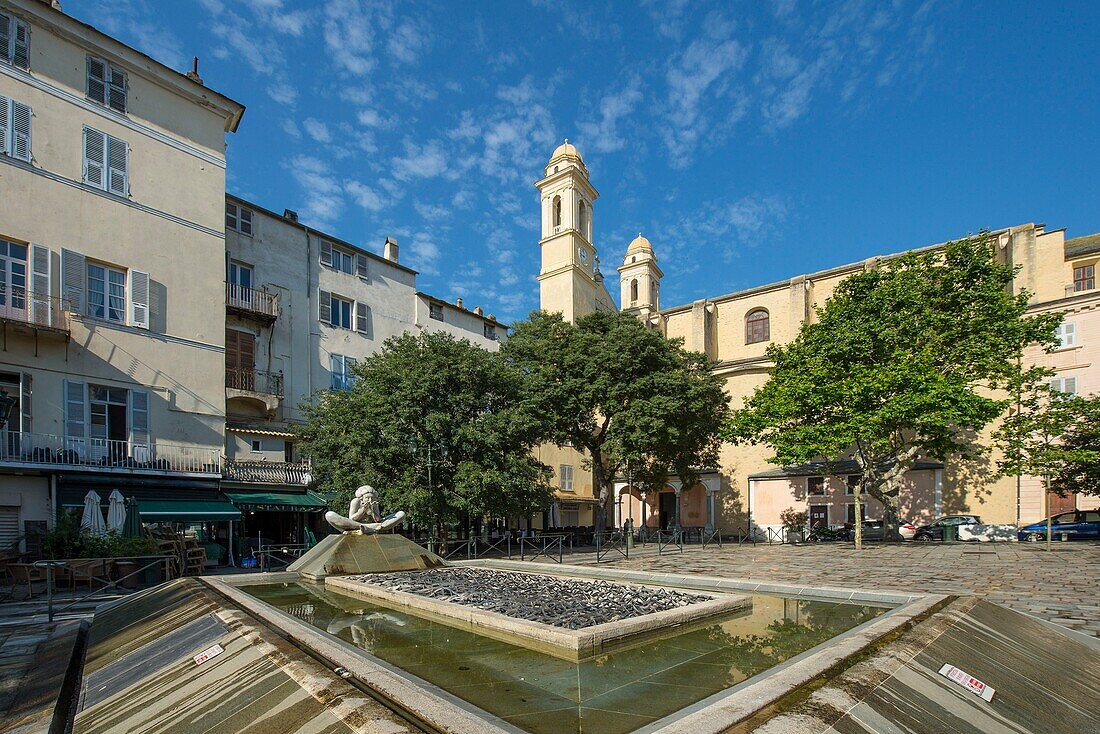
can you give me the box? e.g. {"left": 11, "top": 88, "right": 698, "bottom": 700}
{"left": 591, "top": 449, "right": 612, "bottom": 530}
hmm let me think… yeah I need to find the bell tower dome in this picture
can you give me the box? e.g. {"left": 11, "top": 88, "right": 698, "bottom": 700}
{"left": 618, "top": 232, "right": 663, "bottom": 317}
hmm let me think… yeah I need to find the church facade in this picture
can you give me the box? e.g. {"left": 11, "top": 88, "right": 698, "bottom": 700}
{"left": 535, "top": 141, "right": 1100, "bottom": 536}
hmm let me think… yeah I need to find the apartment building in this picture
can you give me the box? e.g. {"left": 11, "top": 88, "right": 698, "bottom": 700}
{"left": 222, "top": 197, "right": 505, "bottom": 547}
{"left": 0, "top": 0, "right": 243, "bottom": 552}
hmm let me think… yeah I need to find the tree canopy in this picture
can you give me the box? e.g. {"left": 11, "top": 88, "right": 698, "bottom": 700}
{"left": 297, "top": 331, "right": 553, "bottom": 536}
{"left": 724, "top": 234, "right": 1062, "bottom": 535}
{"left": 503, "top": 310, "right": 730, "bottom": 526}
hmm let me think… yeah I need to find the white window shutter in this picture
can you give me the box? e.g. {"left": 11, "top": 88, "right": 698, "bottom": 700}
{"left": 0, "top": 96, "right": 8, "bottom": 157}
{"left": 20, "top": 372, "right": 31, "bottom": 434}
{"left": 11, "top": 101, "right": 30, "bottom": 161}
{"left": 83, "top": 127, "right": 105, "bottom": 188}
{"left": 356, "top": 253, "right": 369, "bottom": 278}
{"left": 107, "top": 135, "right": 127, "bottom": 195}
{"left": 1065, "top": 376, "right": 1078, "bottom": 395}
{"left": 12, "top": 19, "right": 27, "bottom": 69}
{"left": 1063, "top": 323, "right": 1077, "bottom": 347}
{"left": 30, "top": 244, "right": 50, "bottom": 326}
{"left": 0, "top": 13, "right": 10, "bottom": 63}
{"left": 129, "top": 269, "right": 149, "bottom": 328}
{"left": 86, "top": 56, "right": 106, "bottom": 104}
{"left": 64, "top": 380, "right": 86, "bottom": 442}
{"left": 318, "top": 289, "right": 331, "bottom": 324}
{"left": 107, "top": 63, "right": 126, "bottom": 112}
{"left": 355, "top": 302, "right": 368, "bottom": 333}
{"left": 320, "top": 240, "right": 333, "bottom": 267}
{"left": 61, "top": 248, "right": 85, "bottom": 313}
{"left": 129, "top": 390, "right": 149, "bottom": 446}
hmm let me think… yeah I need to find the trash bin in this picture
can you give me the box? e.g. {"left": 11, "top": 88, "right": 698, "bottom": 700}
{"left": 943, "top": 525, "right": 959, "bottom": 542}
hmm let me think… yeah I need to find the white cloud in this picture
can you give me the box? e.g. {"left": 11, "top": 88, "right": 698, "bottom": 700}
{"left": 281, "top": 119, "right": 302, "bottom": 138}
{"left": 392, "top": 141, "right": 448, "bottom": 181}
{"left": 85, "top": 0, "right": 187, "bottom": 70}
{"left": 414, "top": 201, "right": 450, "bottom": 221}
{"left": 387, "top": 19, "right": 430, "bottom": 64}
{"left": 266, "top": 81, "right": 298, "bottom": 106}
{"left": 408, "top": 232, "right": 442, "bottom": 276}
{"left": 577, "top": 78, "right": 644, "bottom": 153}
{"left": 302, "top": 118, "right": 333, "bottom": 144}
{"left": 323, "top": 0, "right": 389, "bottom": 77}
{"left": 345, "top": 181, "right": 385, "bottom": 212}
{"left": 285, "top": 155, "right": 344, "bottom": 230}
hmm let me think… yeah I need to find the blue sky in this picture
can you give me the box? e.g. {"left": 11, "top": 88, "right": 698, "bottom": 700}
{"left": 70, "top": 1, "right": 1099, "bottom": 323}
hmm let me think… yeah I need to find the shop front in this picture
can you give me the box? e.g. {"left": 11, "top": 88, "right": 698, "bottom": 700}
{"left": 222, "top": 487, "right": 329, "bottom": 562}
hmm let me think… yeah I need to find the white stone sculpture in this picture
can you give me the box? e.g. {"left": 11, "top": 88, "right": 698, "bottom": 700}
{"left": 324, "top": 485, "right": 405, "bottom": 534}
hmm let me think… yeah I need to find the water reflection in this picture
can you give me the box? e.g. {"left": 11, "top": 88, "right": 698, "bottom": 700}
{"left": 248, "top": 582, "right": 885, "bottom": 734}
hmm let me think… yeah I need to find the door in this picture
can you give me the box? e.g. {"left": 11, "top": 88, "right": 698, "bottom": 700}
{"left": 228, "top": 261, "right": 253, "bottom": 309}
{"left": 89, "top": 385, "right": 128, "bottom": 463}
{"left": 808, "top": 505, "right": 828, "bottom": 530}
{"left": 226, "top": 329, "right": 256, "bottom": 391}
{"left": 0, "top": 241, "right": 28, "bottom": 322}
{"left": 1048, "top": 491, "right": 1076, "bottom": 515}
{"left": 659, "top": 492, "right": 676, "bottom": 529}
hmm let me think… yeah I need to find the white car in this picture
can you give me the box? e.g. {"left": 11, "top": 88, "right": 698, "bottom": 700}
{"left": 898, "top": 521, "right": 918, "bottom": 540}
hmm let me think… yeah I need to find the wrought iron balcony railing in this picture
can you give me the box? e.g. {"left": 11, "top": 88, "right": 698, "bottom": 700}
{"left": 226, "top": 283, "right": 278, "bottom": 320}
{"left": 226, "top": 368, "right": 284, "bottom": 397}
{"left": 223, "top": 459, "right": 312, "bottom": 485}
{"left": 0, "top": 285, "right": 70, "bottom": 332}
{"left": 0, "top": 431, "right": 222, "bottom": 474}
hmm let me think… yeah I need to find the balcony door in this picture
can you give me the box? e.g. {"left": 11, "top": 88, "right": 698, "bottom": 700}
{"left": 89, "top": 385, "right": 128, "bottom": 463}
{"left": 0, "top": 240, "right": 28, "bottom": 322}
{"left": 226, "top": 328, "right": 256, "bottom": 391}
{"left": 228, "top": 261, "right": 253, "bottom": 309}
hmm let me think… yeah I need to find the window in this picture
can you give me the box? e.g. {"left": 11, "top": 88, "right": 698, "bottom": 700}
{"left": 1055, "top": 322, "right": 1077, "bottom": 349}
{"left": 251, "top": 439, "right": 265, "bottom": 452}
{"left": 226, "top": 202, "right": 253, "bottom": 235}
{"left": 0, "top": 240, "right": 28, "bottom": 321}
{"left": 846, "top": 475, "right": 861, "bottom": 494}
{"left": 0, "top": 12, "right": 30, "bottom": 69}
{"left": 1052, "top": 512, "right": 1077, "bottom": 526}
{"left": 846, "top": 503, "right": 867, "bottom": 524}
{"left": 330, "top": 354, "right": 356, "bottom": 391}
{"left": 0, "top": 96, "right": 32, "bottom": 161}
{"left": 807, "top": 476, "right": 826, "bottom": 496}
{"left": 552, "top": 195, "right": 562, "bottom": 227}
{"left": 320, "top": 240, "right": 363, "bottom": 275}
{"left": 429, "top": 302, "right": 443, "bottom": 320}
{"left": 630, "top": 278, "right": 638, "bottom": 304}
{"left": 87, "top": 262, "right": 126, "bottom": 322}
{"left": 86, "top": 56, "right": 126, "bottom": 112}
{"left": 746, "top": 309, "right": 770, "bottom": 344}
{"left": 1074, "top": 264, "right": 1095, "bottom": 292}
{"left": 330, "top": 295, "right": 352, "bottom": 329}
{"left": 578, "top": 200, "right": 589, "bottom": 238}
{"left": 83, "top": 127, "right": 127, "bottom": 195}
{"left": 559, "top": 464, "right": 574, "bottom": 492}
{"left": 1049, "top": 376, "right": 1078, "bottom": 395}
{"left": 228, "top": 261, "right": 252, "bottom": 293}
{"left": 484, "top": 323, "right": 497, "bottom": 340}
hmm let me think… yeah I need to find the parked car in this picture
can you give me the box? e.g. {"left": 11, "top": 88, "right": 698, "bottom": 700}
{"left": 912, "top": 515, "right": 981, "bottom": 541}
{"left": 1018, "top": 510, "right": 1100, "bottom": 542}
{"left": 842, "top": 519, "right": 918, "bottom": 541}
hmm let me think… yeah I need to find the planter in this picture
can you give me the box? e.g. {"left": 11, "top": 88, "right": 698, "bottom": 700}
{"left": 786, "top": 529, "right": 804, "bottom": 544}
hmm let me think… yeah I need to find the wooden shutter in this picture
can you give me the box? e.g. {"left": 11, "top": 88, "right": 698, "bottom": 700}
{"left": 0, "top": 13, "right": 9, "bottom": 63}
{"left": 86, "top": 57, "right": 106, "bottom": 104}
{"left": 356, "top": 253, "right": 369, "bottom": 278}
{"left": 12, "top": 18, "right": 27, "bottom": 69}
{"left": 318, "top": 289, "right": 331, "bottom": 324}
{"left": 128, "top": 269, "right": 149, "bottom": 328}
{"left": 30, "top": 244, "right": 49, "bottom": 326}
{"left": 82, "top": 127, "right": 105, "bottom": 188}
{"left": 355, "top": 302, "right": 368, "bottom": 333}
{"left": 319, "top": 240, "right": 333, "bottom": 267}
{"left": 10, "top": 101, "right": 30, "bottom": 161}
{"left": 61, "top": 248, "right": 85, "bottom": 313}
{"left": 0, "top": 509, "right": 18, "bottom": 554}
{"left": 20, "top": 372, "right": 31, "bottom": 434}
{"left": 107, "top": 135, "right": 127, "bottom": 195}
{"left": 225, "top": 328, "right": 240, "bottom": 371}
{"left": 107, "top": 64, "right": 126, "bottom": 112}
{"left": 64, "top": 380, "right": 86, "bottom": 441}
{"left": 0, "top": 95, "right": 7, "bottom": 157}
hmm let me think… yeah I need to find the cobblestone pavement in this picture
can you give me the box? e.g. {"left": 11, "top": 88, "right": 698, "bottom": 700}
{"left": 562, "top": 541, "right": 1100, "bottom": 638}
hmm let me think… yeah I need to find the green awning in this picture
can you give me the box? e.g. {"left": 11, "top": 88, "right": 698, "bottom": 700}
{"left": 138, "top": 499, "right": 242, "bottom": 521}
{"left": 223, "top": 491, "right": 329, "bottom": 511}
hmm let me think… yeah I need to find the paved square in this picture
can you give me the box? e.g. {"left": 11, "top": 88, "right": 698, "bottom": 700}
{"left": 564, "top": 541, "right": 1100, "bottom": 638}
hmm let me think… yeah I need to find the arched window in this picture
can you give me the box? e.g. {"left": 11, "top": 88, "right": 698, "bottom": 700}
{"left": 552, "top": 196, "right": 562, "bottom": 227}
{"left": 578, "top": 200, "right": 589, "bottom": 239}
{"left": 745, "top": 309, "right": 770, "bottom": 344}
{"left": 630, "top": 278, "right": 639, "bottom": 303}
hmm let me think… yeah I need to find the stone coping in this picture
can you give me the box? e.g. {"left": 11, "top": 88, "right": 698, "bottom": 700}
{"left": 325, "top": 571, "right": 752, "bottom": 661}
{"left": 458, "top": 559, "right": 919, "bottom": 606}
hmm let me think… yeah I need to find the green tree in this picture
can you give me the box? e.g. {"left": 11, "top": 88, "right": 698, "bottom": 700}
{"left": 503, "top": 310, "right": 730, "bottom": 528}
{"left": 996, "top": 384, "right": 1100, "bottom": 545}
{"left": 297, "top": 331, "right": 554, "bottom": 541}
{"left": 724, "top": 234, "right": 1061, "bottom": 544}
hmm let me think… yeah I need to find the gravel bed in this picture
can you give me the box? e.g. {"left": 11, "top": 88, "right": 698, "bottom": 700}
{"left": 344, "top": 568, "right": 713, "bottom": 629}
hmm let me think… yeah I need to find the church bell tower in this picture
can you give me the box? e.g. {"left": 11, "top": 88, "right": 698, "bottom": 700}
{"left": 618, "top": 233, "right": 663, "bottom": 318}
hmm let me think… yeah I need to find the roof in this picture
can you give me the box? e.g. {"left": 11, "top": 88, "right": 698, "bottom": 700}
{"left": 223, "top": 490, "right": 328, "bottom": 510}
{"left": 415, "top": 292, "right": 506, "bottom": 326}
{"left": 226, "top": 421, "right": 300, "bottom": 438}
{"left": 549, "top": 139, "right": 584, "bottom": 164}
{"left": 749, "top": 459, "right": 944, "bottom": 479}
{"left": 626, "top": 233, "right": 654, "bottom": 256}
{"left": 1065, "top": 233, "right": 1100, "bottom": 260}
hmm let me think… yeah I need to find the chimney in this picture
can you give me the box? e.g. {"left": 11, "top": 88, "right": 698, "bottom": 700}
{"left": 474, "top": 306, "right": 484, "bottom": 316}
{"left": 455, "top": 298, "right": 464, "bottom": 309}
{"left": 283, "top": 209, "right": 299, "bottom": 223}
{"left": 487, "top": 314, "right": 495, "bottom": 321}
{"left": 383, "top": 236, "right": 399, "bottom": 262}
{"left": 185, "top": 56, "right": 204, "bottom": 85}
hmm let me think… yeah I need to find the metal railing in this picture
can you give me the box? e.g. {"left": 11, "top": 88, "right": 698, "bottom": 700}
{"left": 226, "top": 283, "right": 278, "bottom": 319}
{"left": 594, "top": 530, "right": 628, "bottom": 563}
{"left": 0, "top": 285, "right": 70, "bottom": 331}
{"left": 223, "top": 458, "right": 312, "bottom": 485}
{"left": 520, "top": 533, "right": 568, "bottom": 563}
{"left": 226, "top": 367, "right": 284, "bottom": 397}
{"left": 0, "top": 431, "right": 222, "bottom": 474}
{"left": 256, "top": 542, "right": 310, "bottom": 572}
{"left": 654, "top": 528, "right": 684, "bottom": 555}
{"left": 34, "top": 555, "right": 173, "bottom": 621}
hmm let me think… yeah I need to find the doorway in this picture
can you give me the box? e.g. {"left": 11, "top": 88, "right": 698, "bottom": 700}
{"left": 809, "top": 505, "right": 828, "bottom": 530}
{"left": 659, "top": 492, "right": 676, "bottom": 529}
{"left": 89, "top": 385, "right": 128, "bottom": 462}
{"left": 0, "top": 240, "right": 28, "bottom": 322}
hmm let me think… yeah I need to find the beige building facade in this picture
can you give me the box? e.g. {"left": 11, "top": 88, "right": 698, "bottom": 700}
{"left": 0, "top": 0, "right": 243, "bottom": 552}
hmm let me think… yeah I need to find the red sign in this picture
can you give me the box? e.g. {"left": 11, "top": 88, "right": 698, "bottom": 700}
{"left": 938, "top": 664, "right": 994, "bottom": 701}
{"left": 193, "top": 644, "right": 225, "bottom": 666}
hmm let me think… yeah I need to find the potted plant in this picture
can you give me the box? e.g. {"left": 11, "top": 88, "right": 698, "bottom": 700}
{"left": 780, "top": 507, "right": 809, "bottom": 544}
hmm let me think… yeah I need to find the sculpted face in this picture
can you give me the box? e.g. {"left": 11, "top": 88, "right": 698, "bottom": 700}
{"left": 356, "top": 485, "right": 377, "bottom": 503}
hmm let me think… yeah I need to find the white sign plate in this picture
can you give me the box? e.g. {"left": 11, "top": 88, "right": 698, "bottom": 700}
{"left": 938, "top": 663, "right": 994, "bottom": 701}
{"left": 193, "top": 644, "right": 225, "bottom": 666}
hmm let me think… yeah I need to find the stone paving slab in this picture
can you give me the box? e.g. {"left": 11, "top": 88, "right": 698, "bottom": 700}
{"left": 553, "top": 541, "right": 1100, "bottom": 637}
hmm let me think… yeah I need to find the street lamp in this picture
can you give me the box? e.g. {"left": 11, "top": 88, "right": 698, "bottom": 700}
{"left": 0, "top": 389, "right": 17, "bottom": 431}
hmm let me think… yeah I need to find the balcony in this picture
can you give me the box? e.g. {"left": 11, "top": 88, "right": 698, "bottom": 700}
{"left": 223, "top": 459, "right": 312, "bottom": 486}
{"left": 0, "top": 431, "right": 221, "bottom": 476}
{"left": 226, "top": 368, "right": 283, "bottom": 417}
{"left": 226, "top": 283, "right": 278, "bottom": 324}
{"left": 0, "top": 287, "right": 70, "bottom": 349}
